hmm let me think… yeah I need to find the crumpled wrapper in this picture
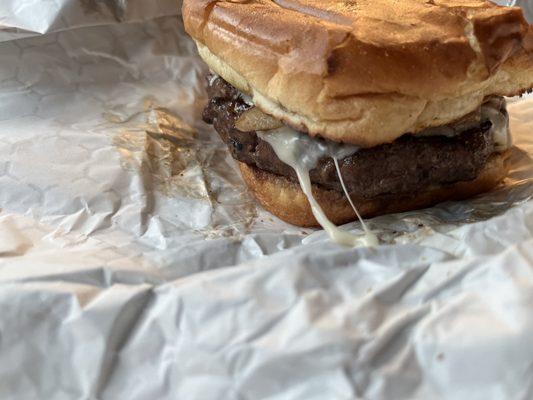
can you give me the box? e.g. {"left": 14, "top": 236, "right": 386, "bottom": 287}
{"left": 0, "top": 1, "right": 532, "bottom": 399}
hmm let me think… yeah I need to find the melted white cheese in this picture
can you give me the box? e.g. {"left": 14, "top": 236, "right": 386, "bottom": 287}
{"left": 333, "top": 157, "right": 378, "bottom": 246}
{"left": 414, "top": 98, "right": 510, "bottom": 150}
{"left": 208, "top": 73, "right": 219, "bottom": 86}
{"left": 482, "top": 97, "right": 511, "bottom": 151}
{"left": 248, "top": 97, "right": 508, "bottom": 248}
{"left": 240, "top": 93, "right": 254, "bottom": 106}
{"left": 258, "top": 128, "right": 378, "bottom": 247}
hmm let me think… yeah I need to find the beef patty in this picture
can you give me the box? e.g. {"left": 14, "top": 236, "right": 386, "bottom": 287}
{"left": 203, "top": 75, "right": 499, "bottom": 198}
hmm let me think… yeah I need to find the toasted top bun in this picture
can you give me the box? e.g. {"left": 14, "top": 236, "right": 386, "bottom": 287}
{"left": 183, "top": 0, "right": 533, "bottom": 147}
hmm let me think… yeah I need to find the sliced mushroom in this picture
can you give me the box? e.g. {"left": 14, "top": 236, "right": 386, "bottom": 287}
{"left": 235, "top": 107, "right": 284, "bottom": 132}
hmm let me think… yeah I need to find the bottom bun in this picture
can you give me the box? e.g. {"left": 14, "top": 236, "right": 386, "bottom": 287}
{"left": 238, "top": 153, "right": 509, "bottom": 227}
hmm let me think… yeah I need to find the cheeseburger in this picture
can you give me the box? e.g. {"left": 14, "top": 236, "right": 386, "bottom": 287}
{"left": 182, "top": 0, "right": 533, "bottom": 245}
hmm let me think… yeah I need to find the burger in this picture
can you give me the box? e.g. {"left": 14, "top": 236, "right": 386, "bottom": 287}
{"left": 182, "top": 0, "right": 533, "bottom": 244}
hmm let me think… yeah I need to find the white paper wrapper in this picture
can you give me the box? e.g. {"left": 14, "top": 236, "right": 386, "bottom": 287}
{"left": 0, "top": 1, "right": 532, "bottom": 399}
{"left": 0, "top": 0, "right": 179, "bottom": 42}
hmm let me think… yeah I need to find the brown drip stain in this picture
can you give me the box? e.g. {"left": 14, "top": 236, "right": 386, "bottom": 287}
{"left": 111, "top": 105, "right": 207, "bottom": 200}
{"left": 111, "top": 99, "right": 257, "bottom": 238}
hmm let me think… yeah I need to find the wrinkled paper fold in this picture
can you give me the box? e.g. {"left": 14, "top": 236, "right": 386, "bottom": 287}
{"left": 0, "top": 1, "right": 532, "bottom": 399}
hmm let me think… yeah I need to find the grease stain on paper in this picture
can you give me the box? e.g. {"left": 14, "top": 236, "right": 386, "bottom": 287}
{"left": 110, "top": 100, "right": 257, "bottom": 237}
{"left": 111, "top": 105, "right": 209, "bottom": 200}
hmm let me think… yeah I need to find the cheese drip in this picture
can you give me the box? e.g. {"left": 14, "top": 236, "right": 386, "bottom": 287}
{"left": 259, "top": 128, "right": 378, "bottom": 247}
{"left": 333, "top": 157, "right": 377, "bottom": 246}
{"left": 253, "top": 99, "right": 508, "bottom": 247}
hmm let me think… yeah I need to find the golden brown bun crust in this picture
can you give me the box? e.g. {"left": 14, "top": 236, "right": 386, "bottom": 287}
{"left": 183, "top": 0, "right": 533, "bottom": 146}
{"left": 238, "top": 153, "right": 509, "bottom": 227}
